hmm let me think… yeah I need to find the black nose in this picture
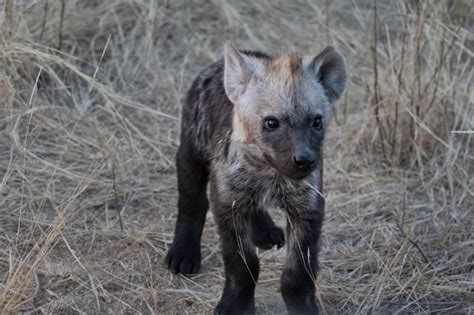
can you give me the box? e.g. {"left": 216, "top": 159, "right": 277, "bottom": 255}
{"left": 293, "top": 153, "right": 315, "bottom": 169}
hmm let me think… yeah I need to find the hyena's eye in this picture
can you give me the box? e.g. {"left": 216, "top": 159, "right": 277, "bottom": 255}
{"left": 312, "top": 116, "right": 323, "bottom": 130}
{"left": 264, "top": 117, "right": 280, "bottom": 131}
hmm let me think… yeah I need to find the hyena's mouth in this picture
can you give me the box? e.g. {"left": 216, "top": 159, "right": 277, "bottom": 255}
{"left": 271, "top": 157, "right": 318, "bottom": 181}
{"left": 285, "top": 167, "right": 316, "bottom": 180}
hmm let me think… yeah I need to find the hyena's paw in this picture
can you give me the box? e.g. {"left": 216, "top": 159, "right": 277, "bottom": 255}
{"left": 251, "top": 225, "right": 285, "bottom": 250}
{"left": 215, "top": 296, "right": 256, "bottom": 315}
{"left": 165, "top": 243, "right": 201, "bottom": 275}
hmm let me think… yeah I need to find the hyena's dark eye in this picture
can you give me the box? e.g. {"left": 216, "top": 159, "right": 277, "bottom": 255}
{"left": 312, "top": 116, "right": 323, "bottom": 130}
{"left": 264, "top": 117, "right": 280, "bottom": 131}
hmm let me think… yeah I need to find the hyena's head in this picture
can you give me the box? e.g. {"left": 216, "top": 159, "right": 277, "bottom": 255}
{"left": 223, "top": 41, "right": 347, "bottom": 180}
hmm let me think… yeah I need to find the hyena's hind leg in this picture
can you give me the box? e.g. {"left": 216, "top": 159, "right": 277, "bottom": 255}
{"left": 249, "top": 211, "right": 285, "bottom": 250}
{"left": 165, "top": 145, "right": 209, "bottom": 275}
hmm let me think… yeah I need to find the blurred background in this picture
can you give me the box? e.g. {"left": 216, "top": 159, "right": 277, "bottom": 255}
{"left": 0, "top": 0, "right": 472, "bottom": 313}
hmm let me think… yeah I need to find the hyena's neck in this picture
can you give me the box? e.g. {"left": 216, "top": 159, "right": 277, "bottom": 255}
{"left": 224, "top": 139, "right": 272, "bottom": 174}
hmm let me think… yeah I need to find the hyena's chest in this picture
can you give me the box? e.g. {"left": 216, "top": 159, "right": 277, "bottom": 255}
{"left": 214, "top": 162, "right": 320, "bottom": 212}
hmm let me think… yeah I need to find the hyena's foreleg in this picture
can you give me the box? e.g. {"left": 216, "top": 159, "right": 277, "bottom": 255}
{"left": 165, "top": 145, "right": 209, "bottom": 275}
{"left": 213, "top": 202, "right": 259, "bottom": 315}
{"left": 249, "top": 210, "right": 285, "bottom": 250}
{"left": 281, "top": 208, "right": 324, "bottom": 315}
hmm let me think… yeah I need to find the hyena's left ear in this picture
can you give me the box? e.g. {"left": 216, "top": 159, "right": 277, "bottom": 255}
{"left": 305, "top": 47, "right": 347, "bottom": 104}
{"left": 223, "top": 41, "right": 262, "bottom": 104}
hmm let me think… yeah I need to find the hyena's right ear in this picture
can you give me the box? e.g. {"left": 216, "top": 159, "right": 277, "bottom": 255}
{"left": 305, "top": 47, "right": 347, "bottom": 104}
{"left": 223, "top": 41, "right": 261, "bottom": 104}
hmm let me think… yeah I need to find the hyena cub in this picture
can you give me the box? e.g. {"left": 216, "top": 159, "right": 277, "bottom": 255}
{"left": 165, "top": 41, "right": 347, "bottom": 314}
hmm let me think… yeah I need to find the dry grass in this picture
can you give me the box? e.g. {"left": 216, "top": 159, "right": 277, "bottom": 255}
{"left": 0, "top": 0, "right": 472, "bottom": 314}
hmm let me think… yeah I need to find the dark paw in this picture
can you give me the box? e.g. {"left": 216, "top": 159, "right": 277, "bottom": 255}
{"left": 252, "top": 225, "right": 285, "bottom": 250}
{"left": 165, "top": 244, "right": 201, "bottom": 275}
{"left": 215, "top": 299, "right": 255, "bottom": 315}
{"left": 287, "top": 303, "right": 319, "bottom": 315}
{"left": 285, "top": 294, "right": 319, "bottom": 315}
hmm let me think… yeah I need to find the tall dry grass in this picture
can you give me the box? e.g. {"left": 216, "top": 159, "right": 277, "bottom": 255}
{"left": 0, "top": 0, "right": 472, "bottom": 314}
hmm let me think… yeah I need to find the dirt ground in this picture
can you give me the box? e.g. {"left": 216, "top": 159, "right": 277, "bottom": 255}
{"left": 0, "top": 0, "right": 472, "bottom": 314}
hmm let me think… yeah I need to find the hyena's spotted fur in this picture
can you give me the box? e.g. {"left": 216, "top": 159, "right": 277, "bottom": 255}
{"left": 165, "top": 42, "right": 347, "bottom": 314}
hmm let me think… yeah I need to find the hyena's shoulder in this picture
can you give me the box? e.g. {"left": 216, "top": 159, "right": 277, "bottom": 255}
{"left": 181, "top": 50, "right": 271, "bottom": 161}
{"left": 180, "top": 59, "right": 227, "bottom": 159}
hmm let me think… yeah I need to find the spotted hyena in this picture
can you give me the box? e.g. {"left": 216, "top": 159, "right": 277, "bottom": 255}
{"left": 165, "top": 41, "right": 347, "bottom": 314}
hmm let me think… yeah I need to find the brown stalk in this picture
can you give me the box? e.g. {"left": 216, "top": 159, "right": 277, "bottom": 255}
{"left": 58, "top": 0, "right": 66, "bottom": 50}
{"left": 39, "top": 0, "right": 49, "bottom": 40}
{"left": 371, "top": 0, "right": 388, "bottom": 161}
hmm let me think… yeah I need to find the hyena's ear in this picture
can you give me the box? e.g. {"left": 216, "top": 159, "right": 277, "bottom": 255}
{"left": 223, "top": 41, "right": 261, "bottom": 104}
{"left": 305, "top": 47, "right": 347, "bottom": 104}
